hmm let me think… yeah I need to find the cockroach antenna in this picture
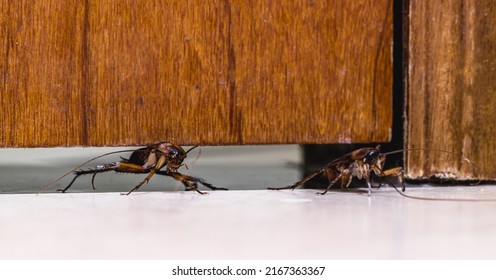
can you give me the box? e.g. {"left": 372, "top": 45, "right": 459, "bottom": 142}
{"left": 188, "top": 145, "right": 203, "bottom": 168}
{"left": 376, "top": 147, "right": 495, "bottom": 201}
{"left": 386, "top": 176, "right": 496, "bottom": 202}
{"left": 382, "top": 147, "right": 473, "bottom": 164}
{"left": 382, "top": 147, "right": 479, "bottom": 180}
{"left": 185, "top": 145, "right": 199, "bottom": 154}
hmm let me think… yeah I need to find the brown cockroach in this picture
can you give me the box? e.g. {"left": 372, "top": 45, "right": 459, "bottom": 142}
{"left": 41, "top": 142, "right": 227, "bottom": 195}
{"left": 268, "top": 145, "right": 475, "bottom": 198}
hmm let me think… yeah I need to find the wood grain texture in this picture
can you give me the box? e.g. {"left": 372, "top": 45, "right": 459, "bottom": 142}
{"left": 406, "top": 0, "right": 496, "bottom": 179}
{"left": 1, "top": 0, "right": 392, "bottom": 147}
{"left": 1, "top": 1, "right": 86, "bottom": 146}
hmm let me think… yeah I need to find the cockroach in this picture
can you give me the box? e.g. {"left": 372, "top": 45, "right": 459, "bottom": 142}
{"left": 268, "top": 145, "right": 475, "bottom": 198}
{"left": 41, "top": 142, "right": 227, "bottom": 195}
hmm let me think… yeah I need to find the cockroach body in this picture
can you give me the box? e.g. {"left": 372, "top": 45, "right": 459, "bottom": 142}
{"left": 269, "top": 145, "right": 404, "bottom": 196}
{"left": 54, "top": 142, "right": 227, "bottom": 195}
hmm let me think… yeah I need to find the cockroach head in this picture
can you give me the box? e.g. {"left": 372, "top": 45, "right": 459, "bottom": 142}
{"left": 158, "top": 143, "right": 187, "bottom": 159}
{"left": 157, "top": 143, "right": 187, "bottom": 171}
{"left": 363, "top": 145, "right": 381, "bottom": 164}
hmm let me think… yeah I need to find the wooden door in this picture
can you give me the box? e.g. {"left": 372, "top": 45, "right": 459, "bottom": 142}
{"left": 1, "top": 0, "right": 393, "bottom": 147}
{"left": 406, "top": 0, "right": 496, "bottom": 179}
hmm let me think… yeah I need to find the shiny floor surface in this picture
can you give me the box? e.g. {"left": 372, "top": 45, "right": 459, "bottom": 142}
{"left": 2, "top": 187, "right": 496, "bottom": 259}
{"left": 1, "top": 146, "right": 496, "bottom": 259}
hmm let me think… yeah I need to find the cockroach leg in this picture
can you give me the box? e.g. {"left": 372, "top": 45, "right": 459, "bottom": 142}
{"left": 56, "top": 171, "right": 87, "bottom": 193}
{"left": 316, "top": 173, "right": 342, "bottom": 195}
{"left": 373, "top": 176, "right": 383, "bottom": 189}
{"left": 57, "top": 163, "right": 118, "bottom": 193}
{"left": 120, "top": 163, "right": 161, "bottom": 196}
{"left": 268, "top": 170, "right": 323, "bottom": 191}
{"left": 121, "top": 179, "right": 148, "bottom": 196}
{"left": 365, "top": 176, "right": 372, "bottom": 196}
{"left": 170, "top": 172, "right": 206, "bottom": 195}
{"left": 381, "top": 167, "right": 405, "bottom": 192}
{"left": 181, "top": 173, "right": 228, "bottom": 191}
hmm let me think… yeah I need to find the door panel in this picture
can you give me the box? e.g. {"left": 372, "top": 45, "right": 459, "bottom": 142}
{"left": 1, "top": 0, "right": 392, "bottom": 147}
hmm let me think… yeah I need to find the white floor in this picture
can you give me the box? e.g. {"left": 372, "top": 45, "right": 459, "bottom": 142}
{"left": 1, "top": 186, "right": 496, "bottom": 259}
{"left": 2, "top": 146, "right": 496, "bottom": 259}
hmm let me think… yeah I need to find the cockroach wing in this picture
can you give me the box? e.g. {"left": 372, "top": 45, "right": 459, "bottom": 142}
{"left": 324, "top": 147, "right": 377, "bottom": 168}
